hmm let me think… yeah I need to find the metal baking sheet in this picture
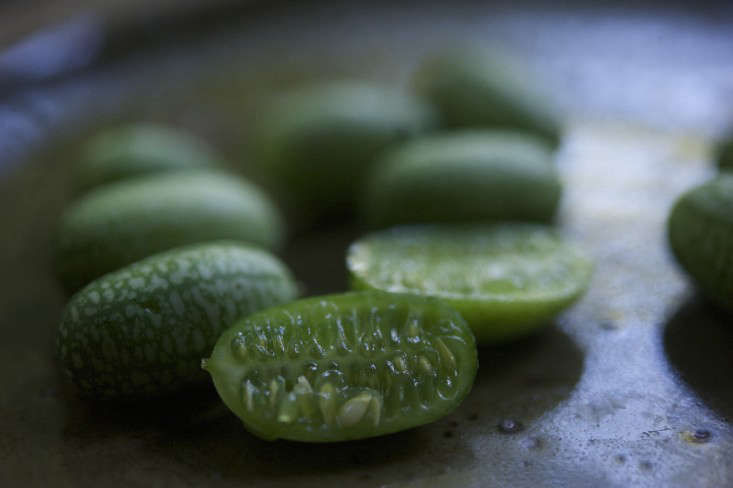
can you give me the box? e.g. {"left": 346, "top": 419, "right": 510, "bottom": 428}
{"left": 1, "top": 2, "right": 732, "bottom": 486}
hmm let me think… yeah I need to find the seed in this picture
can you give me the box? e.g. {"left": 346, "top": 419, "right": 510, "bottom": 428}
{"left": 435, "top": 338, "right": 457, "bottom": 373}
{"left": 319, "top": 383, "right": 338, "bottom": 426}
{"left": 243, "top": 380, "right": 257, "bottom": 411}
{"left": 294, "top": 376, "right": 316, "bottom": 420}
{"left": 268, "top": 377, "right": 281, "bottom": 409}
{"left": 231, "top": 333, "right": 248, "bottom": 361}
{"left": 418, "top": 356, "right": 435, "bottom": 376}
{"left": 367, "top": 393, "right": 382, "bottom": 427}
{"left": 338, "top": 392, "right": 374, "bottom": 428}
{"left": 277, "top": 392, "right": 298, "bottom": 423}
{"left": 394, "top": 355, "right": 409, "bottom": 374}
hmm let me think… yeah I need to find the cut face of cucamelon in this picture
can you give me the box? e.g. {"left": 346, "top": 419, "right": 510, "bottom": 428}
{"left": 204, "top": 292, "right": 478, "bottom": 442}
{"left": 347, "top": 224, "right": 593, "bottom": 343}
{"left": 57, "top": 242, "right": 298, "bottom": 398}
{"left": 668, "top": 175, "right": 733, "bottom": 312}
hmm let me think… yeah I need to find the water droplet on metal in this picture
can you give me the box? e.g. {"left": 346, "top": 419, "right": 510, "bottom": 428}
{"left": 693, "top": 429, "right": 711, "bottom": 443}
{"left": 498, "top": 418, "right": 524, "bottom": 434}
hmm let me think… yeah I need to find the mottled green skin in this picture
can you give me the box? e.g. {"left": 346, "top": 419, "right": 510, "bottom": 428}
{"left": 362, "top": 131, "right": 561, "bottom": 229}
{"left": 668, "top": 175, "right": 733, "bottom": 312}
{"left": 75, "top": 123, "right": 220, "bottom": 193}
{"left": 58, "top": 243, "right": 298, "bottom": 398}
{"left": 205, "top": 292, "right": 477, "bottom": 442}
{"left": 413, "top": 49, "right": 562, "bottom": 147}
{"left": 347, "top": 224, "right": 593, "bottom": 343}
{"left": 716, "top": 137, "right": 733, "bottom": 171}
{"left": 55, "top": 171, "right": 285, "bottom": 292}
{"left": 256, "top": 81, "right": 435, "bottom": 221}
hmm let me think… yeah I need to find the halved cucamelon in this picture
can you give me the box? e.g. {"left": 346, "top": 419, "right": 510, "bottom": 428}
{"left": 204, "top": 292, "right": 478, "bottom": 442}
{"left": 58, "top": 242, "right": 298, "bottom": 398}
{"left": 347, "top": 224, "right": 593, "bottom": 343}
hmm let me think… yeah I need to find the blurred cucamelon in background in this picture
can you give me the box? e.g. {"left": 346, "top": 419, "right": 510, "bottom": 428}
{"left": 55, "top": 170, "right": 285, "bottom": 292}
{"left": 413, "top": 48, "right": 563, "bottom": 147}
{"left": 73, "top": 123, "right": 222, "bottom": 194}
{"left": 254, "top": 80, "right": 436, "bottom": 225}
{"left": 361, "top": 130, "right": 561, "bottom": 228}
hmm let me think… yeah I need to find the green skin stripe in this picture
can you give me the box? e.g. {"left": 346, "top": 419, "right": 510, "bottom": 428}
{"left": 347, "top": 224, "right": 593, "bottom": 344}
{"left": 55, "top": 170, "right": 284, "bottom": 292}
{"left": 668, "top": 175, "right": 733, "bottom": 311}
{"left": 58, "top": 242, "right": 298, "bottom": 399}
{"left": 204, "top": 292, "right": 478, "bottom": 442}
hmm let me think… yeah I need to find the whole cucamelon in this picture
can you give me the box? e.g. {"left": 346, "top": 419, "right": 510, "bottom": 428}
{"left": 413, "top": 48, "right": 562, "bottom": 147}
{"left": 58, "top": 242, "right": 298, "bottom": 398}
{"left": 204, "top": 292, "right": 478, "bottom": 442}
{"left": 256, "top": 81, "right": 435, "bottom": 221}
{"left": 362, "top": 130, "right": 561, "bottom": 228}
{"left": 347, "top": 224, "right": 593, "bottom": 343}
{"left": 55, "top": 170, "right": 285, "bottom": 292}
{"left": 74, "top": 123, "right": 220, "bottom": 193}
{"left": 668, "top": 175, "right": 733, "bottom": 312}
{"left": 716, "top": 137, "right": 733, "bottom": 171}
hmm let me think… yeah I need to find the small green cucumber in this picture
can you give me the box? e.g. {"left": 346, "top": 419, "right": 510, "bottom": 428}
{"left": 716, "top": 136, "right": 733, "bottom": 171}
{"left": 347, "top": 224, "right": 593, "bottom": 343}
{"left": 75, "top": 123, "right": 220, "bottom": 193}
{"left": 55, "top": 170, "right": 284, "bottom": 292}
{"left": 413, "top": 48, "right": 562, "bottom": 147}
{"left": 255, "top": 81, "right": 435, "bottom": 221}
{"left": 668, "top": 175, "right": 733, "bottom": 311}
{"left": 204, "top": 292, "right": 477, "bottom": 442}
{"left": 362, "top": 130, "right": 561, "bottom": 228}
{"left": 58, "top": 242, "right": 298, "bottom": 398}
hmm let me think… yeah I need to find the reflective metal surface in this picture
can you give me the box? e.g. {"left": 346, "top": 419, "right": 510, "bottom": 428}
{"left": 1, "top": 3, "right": 732, "bottom": 486}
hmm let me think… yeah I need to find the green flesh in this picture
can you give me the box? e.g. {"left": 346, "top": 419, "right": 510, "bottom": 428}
{"left": 255, "top": 81, "right": 435, "bottom": 221}
{"left": 347, "top": 224, "right": 593, "bottom": 343}
{"left": 55, "top": 170, "right": 284, "bottom": 292}
{"left": 668, "top": 175, "right": 733, "bottom": 311}
{"left": 413, "top": 48, "right": 562, "bottom": 147}
{"left": 362, "top": 130, "right": 561, "bottom": 228}
{"left": 74, "top": 123, "right": 221, "bottom": 193}
{"left": 57, "top": 242, "right": 298, "bottom": 398}
{"left": 205, "top": 292, "right": 477, "bottom": 442}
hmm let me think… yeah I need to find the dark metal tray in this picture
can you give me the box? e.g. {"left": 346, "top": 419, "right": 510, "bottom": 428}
{"left": 1, "top": 2, "right": 732, "bottom": 486}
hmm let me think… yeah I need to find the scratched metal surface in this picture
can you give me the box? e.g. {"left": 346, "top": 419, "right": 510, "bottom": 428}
{"left": 1, "top": 2, "right": 733, "bottom": 487}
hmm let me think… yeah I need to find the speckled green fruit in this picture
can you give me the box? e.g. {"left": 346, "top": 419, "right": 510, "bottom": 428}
{"left": 362, "top": 131, "right": 561, "bottom": 228}
{"left": 668, "top": 175, "right": 733, "bottom": 312}
{"left": 256, "top": 81, "right": 435, "bottom": 221}
{"left": 74, "top": 123, "right": 220, "bottom": 193}
{"left": 716, "top": 137, "right": 733, "bottom": 171}
{"left": 55, "top": 171, "right": 284, "bottom": 292}
{"left": 413, "top": 49, "right": 562, "bottom": 147}
{"left": 58, "top": 242, "right": 298, "bottom": 398}
{"left": 204, "top": 292, "right": 477, "bottom": 442}
{"left": 347, "top": 224, "right": 593, "bottom": 343}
